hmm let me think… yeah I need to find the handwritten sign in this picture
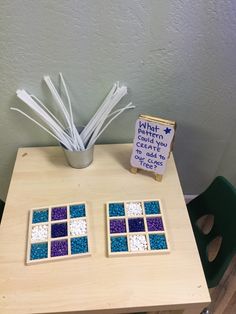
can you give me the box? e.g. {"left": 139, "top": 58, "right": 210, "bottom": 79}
{"left": 130, "top": 115, "right": 176, "bottom": 177}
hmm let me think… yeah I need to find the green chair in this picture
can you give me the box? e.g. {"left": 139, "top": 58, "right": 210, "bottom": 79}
{"left": 187, "top": 176, "right": 236, "bottom": 288}
{"left": 0, "top": 199, "right": 5, "bottom": 223}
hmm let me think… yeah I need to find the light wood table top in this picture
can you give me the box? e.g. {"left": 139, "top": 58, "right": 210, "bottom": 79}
{"left": 0, "top": 144, "right": 210, "bottom": 314}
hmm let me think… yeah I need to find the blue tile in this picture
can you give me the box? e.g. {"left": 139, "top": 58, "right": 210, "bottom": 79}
{"left": 70, "top": 204, "right": 86, "bottom": 218}
{"left": 111, "top": 236, "right": 128, "bottom": 252}
{"left": 144, "top": 201, "right": 160, "bottom": 215}
{"left": 128, "top": 218, "right": 145, "bottom": 232}
{"left": 71, "top": 237, "right": 88, "bottom": 254}
{"left": 109, "top": 203, "right": 125, "bottom": 217}
{"left": 149, "top": 234, "right": 167, "bottom": 250}
{"left": 51, "top": 222, "right": 68, "bottom": 238}
{"left": 30, "top": 242, "right": 48, "bottom": 260}
{"left": 32, "top": 209, "right": 48, "bottom": 223}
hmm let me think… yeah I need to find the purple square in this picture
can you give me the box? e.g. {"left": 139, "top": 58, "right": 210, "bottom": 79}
{"left": 51, "top": 239, "right": 68, "bottom": 257}
{"left": 128, "top": 218, "right": 145, "bottom": 232}
{"left": 147, "top": 217, "right": 164, "bottom": 231}
{"left": 51, "top": 206, "right": 67, "bottom": 221}
{"left": 110, "top": 219, "right": 126, "bottom": 233}
{"left": 51, "top": 222, "right": 68, "bottom": 238}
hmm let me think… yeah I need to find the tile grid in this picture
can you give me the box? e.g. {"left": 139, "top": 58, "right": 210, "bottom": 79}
{"left": 67, "top": 206, "right": 71, "bottom": 257}
{"left": 48, "top": 207, "right": 51, "bottom": 258}
{"left": 125, "top": 211, "right": 131, "bottom": 252}
{"left": 142, "top": 208, "right": 151, "bottom": 251}
{"left": 27, "top": 203, "right": 90, "bottom": 264}
{"left": 107, "top": 199, "right": 170, "bottom": 256}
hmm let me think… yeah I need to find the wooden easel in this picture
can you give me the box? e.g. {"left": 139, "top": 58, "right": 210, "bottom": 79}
{"left": 130, "top": 166, "right": 163, "bottom": 181}
{"left": 130, "top": 114, "right": 176, "bottom": 181}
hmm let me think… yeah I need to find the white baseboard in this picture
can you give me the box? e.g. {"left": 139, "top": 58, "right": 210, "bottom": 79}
{"left": 184, "top": 195, "right": 198, "bottom": 204}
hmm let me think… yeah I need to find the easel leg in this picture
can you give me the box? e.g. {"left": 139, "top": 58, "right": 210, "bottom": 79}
{"left": 130, "top": 167, "right": 138, "bottom": 174}
{"left": 155, "top": 174, "right": 163, "bottom": 182}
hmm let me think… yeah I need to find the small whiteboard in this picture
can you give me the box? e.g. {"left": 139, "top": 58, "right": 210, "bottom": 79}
{"left": 130, "top": 115, "right": 176, "bottom": 178}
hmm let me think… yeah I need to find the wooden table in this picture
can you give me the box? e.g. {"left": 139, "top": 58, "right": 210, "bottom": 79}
{"left": 0, "top": 144, "right": 210, "bottom": 314}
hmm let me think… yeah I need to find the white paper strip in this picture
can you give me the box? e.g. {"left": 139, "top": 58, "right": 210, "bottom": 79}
{"left": 12, "top": 74, "right": 135, "bottom": 151}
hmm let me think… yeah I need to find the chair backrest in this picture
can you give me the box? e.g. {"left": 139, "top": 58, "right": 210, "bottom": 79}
{"left": 0, "top": 199, "right": 5, "bottom": 223}
{"left": 188, "top": 176, "right": 236, "bottom": 288}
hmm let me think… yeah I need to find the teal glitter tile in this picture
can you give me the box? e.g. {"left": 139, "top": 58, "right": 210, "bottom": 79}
{"left": 32, "top": 209, "right": 48, "bottom": 223}
{"left": 109, "top": 203, "right": 125, "bottom": 217}
{"left": 144, "top": 201, "right": 160, "bottom": 215}
{"left": 30, "top": 242, "right": 48, "bottom": 260}
{"left": 71, "top": 237, "right": 88, "bottom": 254}
{"left": 70, "top": 204, "right": 86, "bottom": 218}
{"left": 111, "top": 236, "right": 128, "bottom": 252}
{"left": 149, "top": 234, "right": 167, "bottom": 250}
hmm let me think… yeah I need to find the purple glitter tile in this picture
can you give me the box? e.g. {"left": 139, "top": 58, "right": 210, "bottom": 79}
{"left": 128, "top": 218, "right": 145, "bottom": 232}
{"left": 110, "top": 219, "right": 126, "bottom": 233}
{"left": 51, "top": 206, "right": 67, "bottom": 221}
{"left": 146, "top": 217, "right": 164, "bottom": 231}
{"left": 51, "top": 239, "right": 68, "bottom": 257}
{"left": 51, "top": 222, "right": 68, "bottom": 238}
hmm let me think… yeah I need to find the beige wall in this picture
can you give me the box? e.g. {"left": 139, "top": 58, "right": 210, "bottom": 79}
{"left": 0, "top": 0, "right": 235, "bottom": 200}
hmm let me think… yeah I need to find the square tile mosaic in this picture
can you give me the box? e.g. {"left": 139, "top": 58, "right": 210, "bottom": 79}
{"left": 106, "top": 199, "right": 170, "bottom": 256}
{"left": 26, "top": 202, "right": 90, "bottom": 264}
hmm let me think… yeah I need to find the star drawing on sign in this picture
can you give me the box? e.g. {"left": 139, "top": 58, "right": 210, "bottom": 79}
{"left": 164, "top": 127, "right": 171, "bottom": 134}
